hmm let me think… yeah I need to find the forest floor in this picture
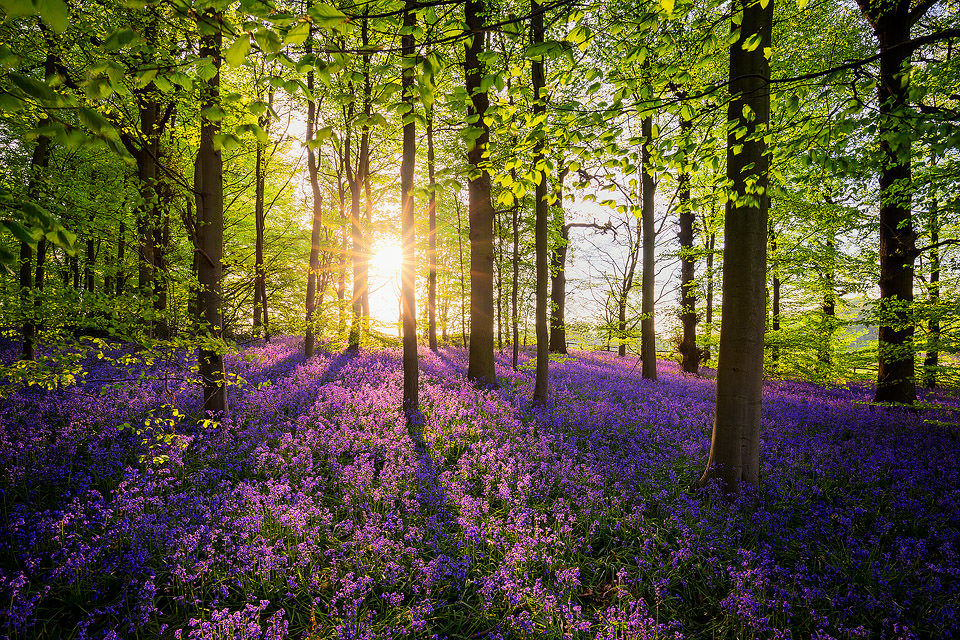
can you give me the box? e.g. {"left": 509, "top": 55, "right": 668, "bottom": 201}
{"left": 1, "top": 337, "right": 958, "bottom": 639}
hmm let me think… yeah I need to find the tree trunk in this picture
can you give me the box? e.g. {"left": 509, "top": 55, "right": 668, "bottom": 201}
{"left": 465, "top": 0, "right": 496, "bottom": 386}
{"left": 923, "top": 192, "right": 939, "bottom": 388}
{"left": 705, "top": 230, "right": 715, "bottom": 361}
{"left": 456, "top": 195, "right": 468, "bottom": 349}
{"left": 678, "top": 115, "right": 698, "bottom": 374}
{"left": 617, "top": 291, "right": 629, "bottom": 358}
{"left": 400, "top": 2, "right": 419, "bottom": 421}
{"left": 618, "top": 223, "right": 639, "bottom": 358}
{"left": 305, "top": 18, "right": 323, "bottom": 358}
{"left": 346, "top": 106, "right": 363, "bottom": 350}
{"left": 819, "top": 233, "right": 836, "bottom": 369}
{"left": 511, "top": 165, "right": 520, "bottom": 369}
{"left": 116, "top": 220, "right": 126, "bottom": 295}
{"left": 360, "top": 17, "right": 373, "bottom": 336}
{"left": 195, "top": 11, "right": 227, "bottom": 414}
{"left": 699, "top": 0, "right": 772, "bottom": 496}
{"left": 338, "top": 222, "right": 347, "bottom": 335}
{"left": 857, "top": 0, "right": 918, "bottom": 404}
{"left": 640, "top": 116, "right": 657, "bottom": 381}
{"left": 20, "top": 123, "right": 52, "bottom": 361}
{"left": 252, "top": 91, "right": 272, "bottom": 338}
{"left": 548, "top": 168, "right": 571, "bottom": 354}
{"left": 549, "top": 224, "right": 569, "bottom": 354}
{"left": 135, "top": 95, "right": 157, "bottom": 302}
{"left": 427, "top": 108, "right": 438, "bottom": 350}
{"left": 85, "top": 232, "right": 95, "bottom": 293}
{"left": 769, "top": 219, "right": 780, "bottom": 365}
{"left": 496, "top": 210, "right": 503, "bottom": 350}
{"left": 531, "top": 0, "right": 550, "bottom": 406}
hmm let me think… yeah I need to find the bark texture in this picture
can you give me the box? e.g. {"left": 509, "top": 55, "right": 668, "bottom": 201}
{"left": 427, "top": 109, "right": 438, "bottom": 350}
{"left": 195, "top": 11, "right": 227, "bottom": 414}
{"left": 677, "top": 115, "right": 699, "bottom": 374}
{"left": 531, "top": 0, "right": 550, "bottom": 406}
{"left": 400, "top": 2, "right": 419, "bottom": 421}
{"left": 699, "top": 0, "right": 772, "bottom": 495}
{"left": 640, "top": 116, "right": 657, "bottom": 381}
{"left": 857, "top": 0, "right": 918, "bottom": 405}
{"left": 465, "top": 0, "right": 497, "bottom": 386}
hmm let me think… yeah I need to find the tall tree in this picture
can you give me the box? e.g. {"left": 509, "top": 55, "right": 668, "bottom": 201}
{"left": 768, "top": 218, "right": 781, "bottom": 365}
{"left": 304, "top": 17, "right": 324, "bottom": 358}
{"left": 252, "top": 87, "right": 274, "bottom": 339}
{"left": 194, "top": 7, "right": 227, "bottom": 413}
{"left": 465, "top": 0, "right": 497, "bottom": 386}
{"left": 400, "top": 1, "right": 419, "bottom": 421}
{"left": 640, "top": 115, "right": 657, "bottom": 381}
{"left": 427, "top": 107, "right": 438, "bottom": 350}
{"left": 677, "top": 113, "right": 699, "bottom": 374}
{"left": 531, "top": 0, "right": 550, "bottom": 406}
{"left": 855, "top": 0, "right": 933, "bottom": 404}
{"left": 699, "top": 0, "right": 773, "bottom": 495}
{"left": 19, "top": 53, "right": 55, "bottom": 361}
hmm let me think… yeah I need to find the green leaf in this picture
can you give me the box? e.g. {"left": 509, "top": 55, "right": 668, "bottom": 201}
{"left": 307, "top": 3, "right": 349, "bottom": 29}
{"left": 9, "top": 73, "right": 58, "bottom": 103}
{"left": 254, "top": 28, "right": 282, "bottom": 54}
{"left": 660, "top": 0, "right": 675, "bottom": 14}
{"left": 742, "top": 32, "right": 762, "bottom": 52}
{"left": 0, "top": 93, "right": 22, "bottom": 112}
{"left": 0, "top": 220, "right": 42, "bottom": 246}
{"left": 46, "top": 227, "right": 76, "bottom": 250}
{"left": 168, "top": 72, "right": 193, "bottom": 89}
{"left": 41, "top": 0, "right": 70, "bottom": 31}
{"left": 83, "top": 75, "right": 114, "bottom": 100}
{"left": 79, "top": 107, "right": 118, "bottom": 139}
{"left": 20, "top": 201, "right": 52, "bottom": 226}
{"left": 212, "top": 133, "right": 241, "bottom": 152}
{"left": 135, "top": 68, "right": 158, "bottom": 88}
{"left": 153, "top": 75, "right": 173, "bottom": 92}
{"left": 285, "top": 20, "right": 310, "bottom": 46}
{"left": 197, "top": 58, "right": 217, "bottom": 81}
{"left": 201, "top": 106, "right": 226, "bottom": 122}
{"left": 525, "top": 42, "right": 554, "bottom": 59}
{"left": 239, "top": 123, "right": 270, "bottom": 144}
{"left": 103, "top": 28, "right": 138, "bottom": 51}
{"left": 480, "top": 73, "right": 499, "bottom": 94}
{"left": 225, "top": 35, "right": 251, "bottom": 68}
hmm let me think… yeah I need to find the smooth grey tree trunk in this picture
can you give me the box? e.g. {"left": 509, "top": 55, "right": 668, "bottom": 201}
{"left": 465, "top": 0, "right": 497, "bottom": 386}
{"left": 531, "top": 0, "right": 550, "bottom": 406}
{"left": 699, "top": 0, "right": 772, "bottom": 496}
{"left": 401, "top": 2, "right": 419, "bottom": 421}
{"left": 640, "top": 116, "right": 657, "bottom": 381}
{"left": 195, "top": 10, "right": 227, "bottom": 414}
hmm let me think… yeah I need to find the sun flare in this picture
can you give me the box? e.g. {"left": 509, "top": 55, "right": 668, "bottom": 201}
{"left": 370, "top": 242, "right": 403, "bottom": 278}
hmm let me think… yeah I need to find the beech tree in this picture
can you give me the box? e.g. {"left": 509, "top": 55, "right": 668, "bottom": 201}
{"left": 194, "top": 7, "right": 227, "bottom": 414}
{"left": 400, "top": 0, "right": 418, "bottom": 421}
{"left": 854, "top": 0, "right": 932, "bottom": 405}
{"left": 465, "top": 0, "right": 497, "bottom": 386}
{"left": 699, "top": 0, "right": 773, "bottom": 495}
{"left": 531, "top": 0, "right": 550, "bottom": 406}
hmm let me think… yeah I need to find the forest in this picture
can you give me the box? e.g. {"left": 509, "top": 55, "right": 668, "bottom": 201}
{"left": 1, "top": 0, "right": 959, "bottom": 637}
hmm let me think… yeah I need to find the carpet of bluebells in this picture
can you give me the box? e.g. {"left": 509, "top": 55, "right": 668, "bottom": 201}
{"left": 1, "top": 337, "right": 959, "bottom": 639}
